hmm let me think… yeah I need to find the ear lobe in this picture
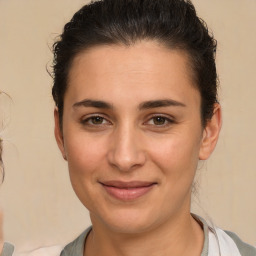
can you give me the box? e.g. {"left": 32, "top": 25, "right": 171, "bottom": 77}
{"left": 199, "top": 103, "right": 222, "bottom": 160}
{"left": 54, "top": 108, "right": 67, "bottom": 160}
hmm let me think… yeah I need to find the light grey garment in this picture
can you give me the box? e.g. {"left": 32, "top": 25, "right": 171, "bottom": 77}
{"left": 60, "top": 226, "right": 211, "bottom": 256}
{"left": 1, "top": 243, "right": 14, "bottom": 256}
{"left": 60, "top": 228, "right": 89, "bottom": 256}
{"left": 225, "top": 231, "right": 256, "bottom": 256}
{"left": 60, "top": 220, "right": 256, "bottom": 256}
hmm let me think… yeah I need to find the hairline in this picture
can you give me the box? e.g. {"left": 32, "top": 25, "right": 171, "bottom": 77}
{"left": 59, "top": 40, "right": 204, "bottom": 128}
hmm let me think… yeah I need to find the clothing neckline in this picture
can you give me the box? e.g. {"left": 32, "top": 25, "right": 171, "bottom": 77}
{"left": 72, "top": 214, "right": 210, "bottom": 256}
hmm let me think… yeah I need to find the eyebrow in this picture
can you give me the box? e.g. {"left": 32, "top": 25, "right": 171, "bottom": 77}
{"left": 73, "top": 99, "right": 113, "bottom": 109}
{"left": 138, "top": 99, "right": 186, "bottom": 110}
{"left": 73, "top": 99, "right": 186, "bottom": 110}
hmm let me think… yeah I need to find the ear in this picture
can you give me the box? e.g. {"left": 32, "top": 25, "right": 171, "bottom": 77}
{"left": 199, "top": 103, "right": 222, "bottom": 160}
{"left": 54, "top": 108, "right": 67, "bottom": 160}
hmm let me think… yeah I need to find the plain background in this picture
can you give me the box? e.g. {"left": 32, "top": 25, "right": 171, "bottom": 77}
{"left": 0, "top": 0, "right": 255, "bottom": 251}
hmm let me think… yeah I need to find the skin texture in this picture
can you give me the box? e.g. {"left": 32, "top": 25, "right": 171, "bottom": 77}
{"left": 55, "top": 41, "right": 221, "bottom": 256}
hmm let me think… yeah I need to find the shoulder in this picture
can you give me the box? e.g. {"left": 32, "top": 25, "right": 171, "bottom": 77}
{"left": 211, "top": 226, "right": 256, "bottom": 256}
{"left": 60, "top": 227, "right": 91, "bottom": 256}
{"left": 16, "top": 245, "right": 63, "bottom": 256}
{"left": 224, "top": 230, "right": 256, "bottom": 256}
{"left": 194, "top": 214, "right": 256, "bottom": 256}
{"left": 1, "top": 242, "right": 14, "bottom": 256}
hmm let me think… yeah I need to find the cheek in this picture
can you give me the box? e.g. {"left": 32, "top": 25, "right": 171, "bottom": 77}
{"left": 63, "top": 134, "right": 109, "bottom": 211}
{"left": 146, "top": 131, "right": 201, "bottom": 181}
{"left": 64, "top": 134, "right": 107, "bottom": 182}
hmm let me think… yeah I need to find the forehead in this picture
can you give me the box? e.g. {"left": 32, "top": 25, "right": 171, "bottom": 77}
{"left": 66, "top": 41, "right": 199, "bottom": 105}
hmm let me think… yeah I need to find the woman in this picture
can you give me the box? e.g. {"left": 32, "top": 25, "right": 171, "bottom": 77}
{"left": 52, "top": 0, "right": 255, "bottom": 255}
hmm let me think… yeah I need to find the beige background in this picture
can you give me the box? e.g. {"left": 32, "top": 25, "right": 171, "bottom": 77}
{"left": 0, "top": 0, "right": 255, "bottom": 251}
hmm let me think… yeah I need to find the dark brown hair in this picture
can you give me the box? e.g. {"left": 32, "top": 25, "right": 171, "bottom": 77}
{"left": 52, "top": 0, "right": 218, "bottom": 127}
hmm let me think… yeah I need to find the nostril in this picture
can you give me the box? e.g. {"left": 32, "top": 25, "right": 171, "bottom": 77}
{"left": 107, "top": 149, "right": 146, "bottom": 172}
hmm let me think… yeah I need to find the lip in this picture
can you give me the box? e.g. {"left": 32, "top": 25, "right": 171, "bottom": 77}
{"left": 100, "top": 180, "right": 157, "bottom": 201}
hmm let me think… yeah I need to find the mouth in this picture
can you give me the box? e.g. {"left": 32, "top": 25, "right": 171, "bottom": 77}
{"left": 99, "top": 180, "right": 157, "bottom": 201}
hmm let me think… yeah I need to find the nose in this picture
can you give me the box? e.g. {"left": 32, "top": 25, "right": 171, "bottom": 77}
{"left": 107, "top": 123, "right": 146, "bottom": 172}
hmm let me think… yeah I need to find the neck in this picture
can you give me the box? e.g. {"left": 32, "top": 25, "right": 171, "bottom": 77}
{"left": 85, "top": 212, "right": 204, "bottom": 256}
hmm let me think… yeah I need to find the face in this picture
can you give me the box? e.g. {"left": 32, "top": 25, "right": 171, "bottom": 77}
{"left": 55, "top": 41, "right": 221, "bottom": 234}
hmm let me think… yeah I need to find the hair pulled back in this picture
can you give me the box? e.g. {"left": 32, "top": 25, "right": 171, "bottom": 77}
{"left": 52, "top": 0, "right": 218, "bottom": 127}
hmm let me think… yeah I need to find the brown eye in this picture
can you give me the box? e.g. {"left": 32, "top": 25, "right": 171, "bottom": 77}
{"left": 91, "top": 116, "right": 104, "bottom": 124}
{"left": 146, "top": 115, "right": 174, "bottom": 127}
{"left": 152, "top": 116, "right": 167, "bottom": 125}
{"left": 81, "top": 115, "right": 110, "bottom": 126}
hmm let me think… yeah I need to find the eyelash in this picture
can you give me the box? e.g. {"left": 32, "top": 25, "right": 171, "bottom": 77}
{"left": 80, "top": 114, "right": 175, "bottom": 128}
{"left": 145, "top": 115, "right": 175, "bottom": 127}
{"left": 80, "top": 115, "right": 111, "bottom": 126}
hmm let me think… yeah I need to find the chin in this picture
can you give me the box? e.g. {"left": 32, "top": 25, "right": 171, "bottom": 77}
{"left": 91, "top": 207, "right": 161, "bottom": 234}
{"left": 106, "top": 220, "right": 155, "bottom": 235}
